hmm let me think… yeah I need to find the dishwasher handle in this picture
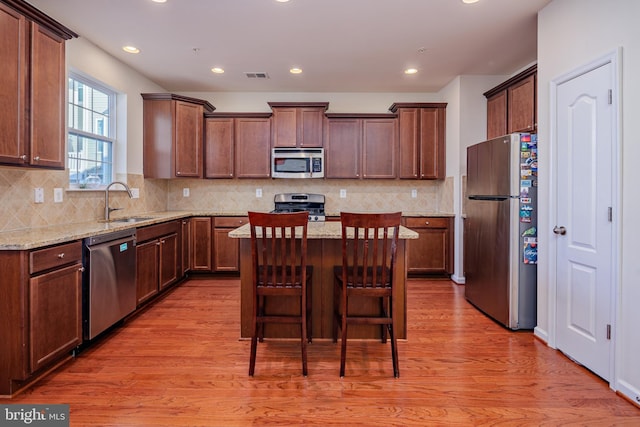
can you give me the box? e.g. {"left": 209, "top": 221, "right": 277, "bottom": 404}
{"left": 86, "top": 236, "right": 136, "bottom": 253}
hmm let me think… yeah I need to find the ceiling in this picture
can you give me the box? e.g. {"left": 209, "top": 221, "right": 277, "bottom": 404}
{"left": 26, "top": 0, "right": 551, "bottom": 93}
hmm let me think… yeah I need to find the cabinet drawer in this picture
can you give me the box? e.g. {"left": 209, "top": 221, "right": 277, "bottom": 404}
{"left": 30, "top": 241, "right": 82, "bottom": 275}
{"left": 214, "top": 216, "right": 248, "bottom": 227}
{"left": 405, "top": 217, "right": 450, "bottom": 229}
{"left": 137, "top": 220, "right": 179, "bottom": 242}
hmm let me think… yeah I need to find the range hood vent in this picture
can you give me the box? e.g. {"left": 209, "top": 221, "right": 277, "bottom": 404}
{"left": 245, "top": 72, "right": 270, "bottom": 79}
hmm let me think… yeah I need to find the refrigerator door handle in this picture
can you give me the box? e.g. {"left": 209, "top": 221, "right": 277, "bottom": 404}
{"left": 553, "top": 226, "right": 567, "bottom": 235}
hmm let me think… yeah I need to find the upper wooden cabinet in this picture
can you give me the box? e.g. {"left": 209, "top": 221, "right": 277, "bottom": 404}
{"left": 268, "top": 102, "right": 328, "bottom": 147}
{"left": 484, "top": 65, "right": 537, "bottom": 139}
{"left": 0, "top": 1, "right": 77, "bottom": 169}
{"left": 325, "top": 114, "right": 397, "bottom": 179}
{"left": 234, "top": 116, "right": 272, "bottom": 178}
{"left": 142, "top": 93, "right": 215, "bottom": 179}
{"left": 389, "top": 103, "right": 447, "bottom": 180}
{"left": 204, "top": 113, "right": 272, "bottom": 178}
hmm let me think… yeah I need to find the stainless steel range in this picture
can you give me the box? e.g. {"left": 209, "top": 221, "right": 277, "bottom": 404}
{"left": 272, "top": 193, "right": 325, "bottom": 222}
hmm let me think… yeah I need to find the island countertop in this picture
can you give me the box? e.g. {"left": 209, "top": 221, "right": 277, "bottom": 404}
{"left": 228, "top": 221, "right": 419, "bottom": 239}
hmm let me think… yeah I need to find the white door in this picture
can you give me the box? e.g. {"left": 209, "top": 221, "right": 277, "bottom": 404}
{"left": 555, "top": 61, "right": 614, "bottom": 380}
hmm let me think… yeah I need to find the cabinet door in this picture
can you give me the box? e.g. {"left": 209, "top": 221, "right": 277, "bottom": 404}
{"left": 213, "top": 217, "right": 247, "bottom": 272}
{"left": 298, "top": 107, "right": 325, "bottom": 147}
{"left": 271, "top": 107, "right": 297, "bottom": 147}
{"left": 362, "top": 118, "right": 397, "bottom": 179}
{"left": 180, "top": 218, "right": 191, "bottom": 277}
{"left": 136, "top": 239, "right": 159, "bottom": 305}
{"left": 419, "top": 107, "right": 446, "bottom": 180}
{"left": 29, "top": 262, "right": 82, "bottom": 372}
{"left": 205, "top": 118, "right": 234, "bottom": 178}
{"left": 191, "top": 217, "right": 212, "bottom": 271}
{"left": 325, "top": 118, "right": 361, "bottom": 178}
{"left": 29, "top": 22, "right": 65, "bottom": 169}
{"left": 0, "top": 4, "right": 28, "bottom": 165}
{"left": 235, "top": 118, "right": 271, "bottom": 178}
{"left": 406, "top": 217, "right": 453, "bottom": 276}
{"left": 397, "top": 108, "right": 420, "bottom": 179}
{"left": 486, "top": 90, "right": 508, "bottom": 139}
{"left": 507, "top": 74, "right": 536, "bottom": 134}
{"left": 159, "top": 233, "right": 179, "bottom": 289}
{"left": 174, "top": 100, "right": 203, "bottom": 177}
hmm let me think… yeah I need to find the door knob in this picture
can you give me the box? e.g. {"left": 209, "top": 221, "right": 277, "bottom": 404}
{"left": 553, "top": 226, "right": 566, "bottom": 235}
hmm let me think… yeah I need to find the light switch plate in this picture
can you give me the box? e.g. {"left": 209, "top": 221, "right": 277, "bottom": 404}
{"left": 183, "top": 188, "right": 190, "bottom": 197}
{"left": 130, "top": 188, "right": 140, "bottom": 199}
{"left": 256, "top": 188, "right": 263, "bottom": 198}
{"left": 54, "top": 188, "right": 63, "bottom": 203}
{"left": 411, "top": 189, "right": 417, "bottom": 198}
{"left": 340, "top": 189, "right": 347, "bottom": 199}
{"left": 34, "top": 188, "right": 44, "bottom": 203}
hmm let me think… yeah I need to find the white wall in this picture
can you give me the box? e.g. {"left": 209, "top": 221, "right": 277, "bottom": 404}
{"left": 538, "top": 0, "right": 640, "bottom": 402}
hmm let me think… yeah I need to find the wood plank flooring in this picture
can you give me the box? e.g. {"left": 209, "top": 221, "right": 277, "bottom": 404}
{"left": 3, "top": 277, "right": 639, "bottom": 426}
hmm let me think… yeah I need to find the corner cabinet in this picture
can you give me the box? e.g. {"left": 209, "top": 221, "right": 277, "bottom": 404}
{"left": 389, "top": 103, "right": 447, "bottom": 180}
{"left": 268, "top": 102, "right": 328, "bottom": 148}
{"left": 484, "top": 65, "right": 537, "bottom": 139}
{"left": 405, "top": 216, "right": 454, "bottom": 276}
{"left": 142, "top": 93, "right": 215, "bottom": 179}
{"left": 324, "top": 113, "right": 398, "bottom": 179}
{"left": 0, "top": 0, "right": 77, "bottom": 169}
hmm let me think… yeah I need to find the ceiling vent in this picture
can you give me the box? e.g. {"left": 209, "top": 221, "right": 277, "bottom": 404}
{"left": 245, "top": 72, "right": 270, "bottom": 79}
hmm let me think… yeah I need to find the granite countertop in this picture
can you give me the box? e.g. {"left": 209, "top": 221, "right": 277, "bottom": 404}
{"left": 0, "top": 210, "right": 443, "bottom": 250}
{"left": 228, "top": 221, "right": 419, "bottom": 240}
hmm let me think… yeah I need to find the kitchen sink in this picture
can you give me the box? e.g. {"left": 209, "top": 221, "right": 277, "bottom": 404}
{"left": 109, "top": 217, "right": 153, "bottom": 223}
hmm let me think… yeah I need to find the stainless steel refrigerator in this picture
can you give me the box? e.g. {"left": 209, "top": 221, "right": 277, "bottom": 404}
{"left": 465, "top": 133, "right": 537, "bottom": 329}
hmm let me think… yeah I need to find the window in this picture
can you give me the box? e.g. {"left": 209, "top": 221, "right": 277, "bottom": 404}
{"left": 67, "top": 73, "right": 116, "bottom": 188}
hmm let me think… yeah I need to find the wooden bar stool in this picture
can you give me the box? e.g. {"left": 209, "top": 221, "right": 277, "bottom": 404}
{"left": 248, "top": 211, "right": 312, "bottom": 376}
{"left": 332, "top": 211, "right": 401, "bottom": 378}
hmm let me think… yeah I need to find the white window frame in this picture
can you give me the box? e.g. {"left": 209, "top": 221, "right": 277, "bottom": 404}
{"left": 67, "top": 71, "right": 117, "bottom": 189}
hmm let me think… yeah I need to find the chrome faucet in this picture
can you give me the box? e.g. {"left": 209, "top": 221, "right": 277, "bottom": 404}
{"left": 104, "top": 181, "right": 133, "bottom": 221}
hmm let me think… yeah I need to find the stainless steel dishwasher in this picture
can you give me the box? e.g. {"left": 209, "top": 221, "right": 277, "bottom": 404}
{"left": 83, "top": 229, "right": 137, "bottom": 340}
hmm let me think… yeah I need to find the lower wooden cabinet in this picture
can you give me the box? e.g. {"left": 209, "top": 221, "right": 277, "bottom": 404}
{"left": 405, "top": 216, "right": 454, "bottom": 276}
{"left": 213, "top": 216, "right": 248, "bottom": 272}
{"left": 136, "top": 221, "right": 180, "bottom": 305}
{"left": 190, "top": 217, "right": 212, "bottom": 272}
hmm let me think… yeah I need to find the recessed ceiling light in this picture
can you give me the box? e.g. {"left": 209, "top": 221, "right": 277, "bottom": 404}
{"left": 152, "top": 0, "right": 167, "bottom": 3}
{"left": 404, "top": 68, "right": 418, "bottom": 75}
{"left": 462, "top": 0, "right": 479, "bottom": 4}
{"left": 276, "top": 0, "right": 291, "bottom": 3}
{"left": 122, "top": 46, "right": 140, "bottom": 54}
{"left": 289, "top": 68, "right": 303, "bottom": 74}
{"left": 211, "top": 67, "right": 224, "bottom": 74}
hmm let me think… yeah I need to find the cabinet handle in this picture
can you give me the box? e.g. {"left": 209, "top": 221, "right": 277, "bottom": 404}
{"left": 20, "top": 154, "right": 27, "bottom": 161}
{"left": 57, "top": 253, "right": 65, "bottom": 259}
{"left": 425, "top": 221, "right": 430, "bottom": 225}
{"left": 161, "top": 239, "right": 166, "bottom": 244}
{"left": 33, "top": 156, "right": 40, "bottom": 161}
{"left": 156, "top": 242, "right": 161, "bottom": 246}
{"left": 79, "top": 267, "right": 85, "bottom": 272}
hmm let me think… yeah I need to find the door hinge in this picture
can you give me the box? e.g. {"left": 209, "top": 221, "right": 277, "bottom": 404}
{"left": 606, "top": 324, "right": 611, "bottom": 340}
{"left": 608, "top": 89, "right": 613, "bottom": 105}
{"left": 608, "top": 207, "right": 613, "bottom": 222}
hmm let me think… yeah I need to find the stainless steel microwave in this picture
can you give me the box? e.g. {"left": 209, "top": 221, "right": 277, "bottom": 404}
{"left": 271, "top": 148, "right": 324, "bottom": 178}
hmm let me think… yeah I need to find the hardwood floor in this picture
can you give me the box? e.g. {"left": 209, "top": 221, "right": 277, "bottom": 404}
{"left": 3, "top": 277, "right": 639, "bottom": 426}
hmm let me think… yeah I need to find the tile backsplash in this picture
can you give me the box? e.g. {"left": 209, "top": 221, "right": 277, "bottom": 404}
{"left": 0, "top": 166, "right": 452, "bottom": 232}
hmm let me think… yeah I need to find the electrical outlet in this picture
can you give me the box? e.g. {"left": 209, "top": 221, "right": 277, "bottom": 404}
{"left": 411, "top": 189, "right": 417, "bottom": 198}
{"left": 340, "top": 189, "right": 347, "bottom": 199}
{"left": 183, "top": 188, "right": 190, "bottom": 197}
{"left": 130, "top": 188, "right": 140, "bottom": 199}
{"left": 34, "top": 188, "right": 44, "bottom": 203}
{"left": 256, "top": 188, "right": 263, "bottom": 198}
{"left": 54, "top": 188, "right": 63, "bottom": 203}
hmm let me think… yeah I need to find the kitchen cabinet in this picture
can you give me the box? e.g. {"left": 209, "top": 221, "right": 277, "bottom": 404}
{"left": 180, "top": 218, "right": 191, "bottom": 277}
{"left": 213, "top": 216, "right": 248, "bottom": 272}
{"left": 142, "top": 93, "right": 215, "bottom": 179}
{"left": 204, "top": 113, "right": 273, "bottom": 178}
{"left": 0, "top": 0, "right": 76, "bottom": 169}
{"left": 136, "top": 221, "right": 180, "bottom": 305}
{"left": 0, "top": 240, "right": 82, "bottom": 396}
{"left": 389, "top": 103, "right": 447, "bottom": 180}
{"left": 484, "top": 65, "right": 537, "bottom": 139}
{"left": 268, "top": 102, "right": 328, "bottom": 148}
{"left": 234, "top": 116, "right": 272, "bottom": 178}
{"left": 324, "top": 114, "right": 397, "bottom": 179}
{"left": 190, "top": 216, "right": 213, "bottom": 272}
{"left": 405, "top": 216, "right": 454, "bottom": 276}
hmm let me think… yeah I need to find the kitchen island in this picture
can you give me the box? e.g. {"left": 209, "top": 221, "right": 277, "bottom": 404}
{"left": 229, "top": 221, "right": 418, "bottom": 340}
